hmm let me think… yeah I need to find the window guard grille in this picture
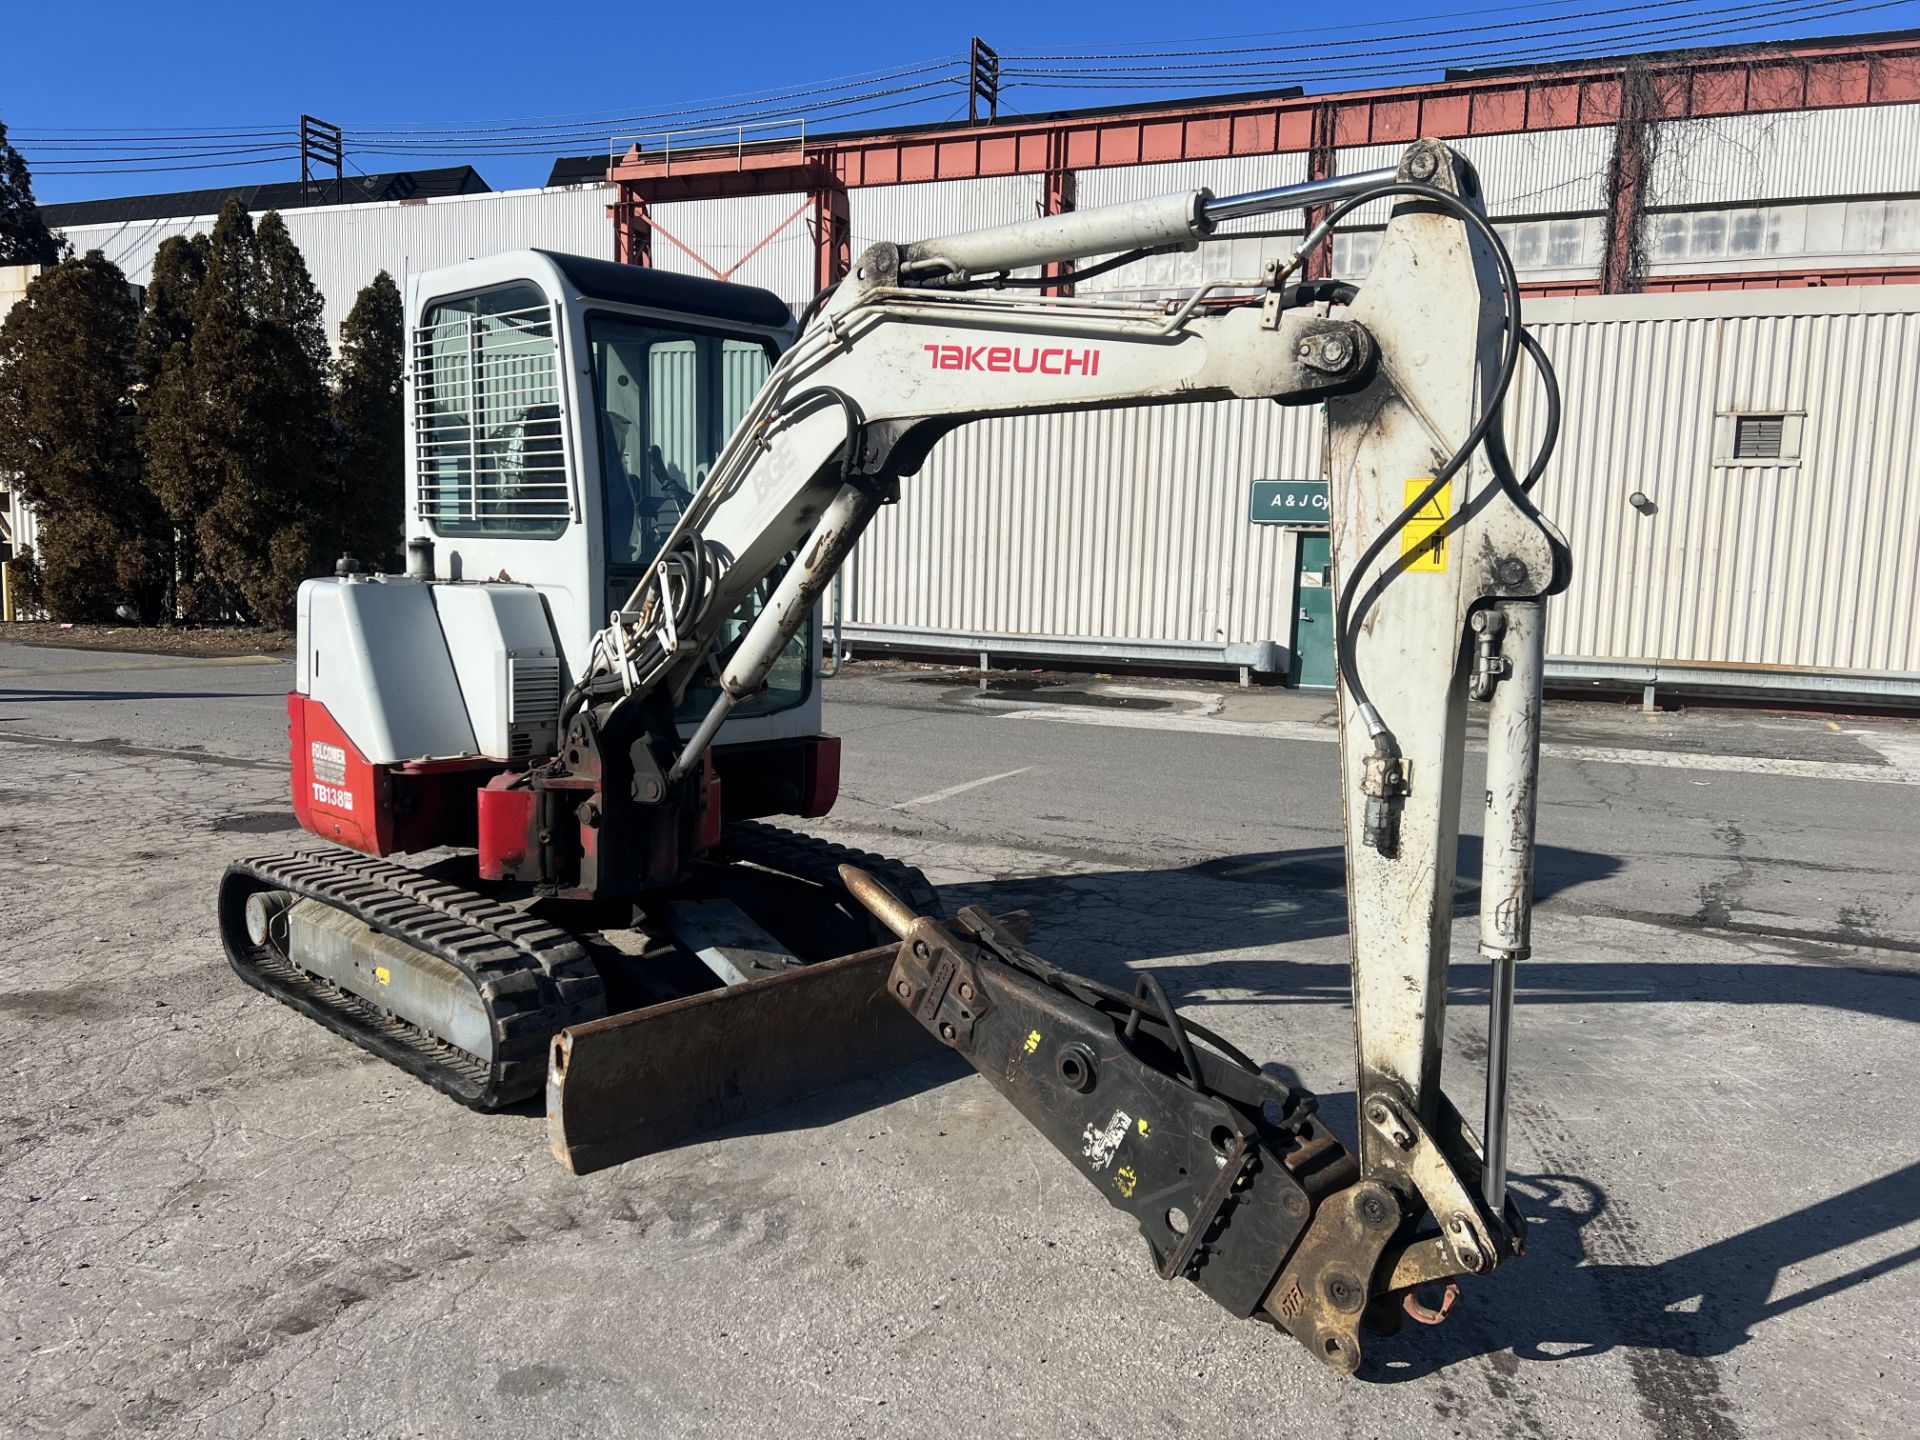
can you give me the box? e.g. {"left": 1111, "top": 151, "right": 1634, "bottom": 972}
{"left": 413, "top": 299, "right": 572, "bottom": 533}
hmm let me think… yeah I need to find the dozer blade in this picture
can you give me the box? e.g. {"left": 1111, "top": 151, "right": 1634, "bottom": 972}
{"left": 548, "top": 941, "right": 935, "bottom": 1175}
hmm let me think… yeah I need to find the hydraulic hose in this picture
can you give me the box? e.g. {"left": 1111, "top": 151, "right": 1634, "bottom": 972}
{"left": 1300, "top": 181, "right": 1546, "bottom": 761}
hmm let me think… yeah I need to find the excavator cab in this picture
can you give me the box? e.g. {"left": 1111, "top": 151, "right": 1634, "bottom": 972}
{"left": 405, "top": 253, "right": 817, "bottom": 739}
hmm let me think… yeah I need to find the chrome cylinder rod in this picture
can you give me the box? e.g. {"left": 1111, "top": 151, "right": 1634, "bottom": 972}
{"left": 1478, "top": 598, "right": 1545, "bottom": 1211}
{"left": 668, "top": 481, "right": 881, "bottom": 784}
{"left": 897, "top": 165, "right": 1403, "bottom": 280}
{"left": 1202, "top": 167, "right": 1398, "bottom": 224}
{"left": 1484, "top": 953, "right": 1518, "bottom": 1213}
{"left": 838, "top": 864, "right": 919, "bottom": 941}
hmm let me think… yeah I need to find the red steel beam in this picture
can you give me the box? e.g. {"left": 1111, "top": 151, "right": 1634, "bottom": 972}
{"left": 1522, "top": 265, "right": 1920, "bottom": 299}
{"left": 607, "top": 33, "right": 1920, "bottom": 294}
{"left": 1041, "top": 129, "right": 1076, "bottom": 295}
{"left": 1640, "top": 264, "right": 1920, "bottom": 291}
{"left": 811, "top": 181, "right": 850, "bottom": 295}
{"left": 612, "top": 33, "right": 1920, "bottom": 197}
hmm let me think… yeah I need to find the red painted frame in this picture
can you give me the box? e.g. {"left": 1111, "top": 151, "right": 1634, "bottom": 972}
{"left": 607, "top": 33, "right": 1920, "bottom": 296}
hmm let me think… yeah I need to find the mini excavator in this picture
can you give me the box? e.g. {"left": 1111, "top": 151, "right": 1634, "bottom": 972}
{"left": 219, "top": 137, "right": 1570, "bottom": 1373}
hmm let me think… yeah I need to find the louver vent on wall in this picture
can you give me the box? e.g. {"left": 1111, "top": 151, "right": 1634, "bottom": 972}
{"left": 1732, "top": 414, "right": 1786, "bottom": 459}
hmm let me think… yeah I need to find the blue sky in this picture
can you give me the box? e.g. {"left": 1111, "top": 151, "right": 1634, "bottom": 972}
{"left": 6, "top": 0, "right": 1915, "bottom": 203}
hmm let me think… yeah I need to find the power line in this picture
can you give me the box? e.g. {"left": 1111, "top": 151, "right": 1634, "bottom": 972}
{"left": 15, "top": 128, "right": 291, "bottom": 144}
{"left": 345, "top": 58, "right": 968, "bottom": 138}
{"left": 997, "top": 0, "right": 1747, "bottom": 53}
{"left": 9, "top": 55, "right": 967, "bottom": 142}
{"left": 1002, "top": 0, "right": 1902, "bottom": 78}
{"left": 344, "top": 77, "right": 972, "bottom": 155}
{"left": 23, "top": 140, "right": 300, "bottom": 158}
{"left": 1004, "top": 0, "right": 1913, "bottom": 86}
{"left": 31, "top": 153, "right": 301, "bottom": 176}
{"left": 1003, "top": 0, "right": 1794, "bottom": 60}
{"left": 349, "top": 90, "right": 974, "bottom": 161}
{"left": 17, "top": 61, "right": 967, "bottom": 149}
{"left": 15, "top": 4, "right": 1910, "bottom": 182}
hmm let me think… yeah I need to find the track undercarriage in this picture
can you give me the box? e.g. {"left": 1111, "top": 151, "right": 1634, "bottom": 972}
{"left": 217, "top": 823, "right": 943, "bottom": 1111}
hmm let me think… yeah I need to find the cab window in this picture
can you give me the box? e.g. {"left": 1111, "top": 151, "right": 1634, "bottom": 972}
{"left": 587, "top": 314, "right": 809, "bottom": 721}
{"left": 588, "top": 316, "right": 772, "bottom": 567}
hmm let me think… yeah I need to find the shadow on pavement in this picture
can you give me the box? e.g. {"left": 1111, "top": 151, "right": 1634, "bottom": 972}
{"left": 643, "top": 838, "right": 1920, "bottom": 1383}
{"left": 1368, "top": 1161, "right": 1920, "bottom": 1385}
{"left": 934, "top": 840, "right": 1919, "bottom": 1029}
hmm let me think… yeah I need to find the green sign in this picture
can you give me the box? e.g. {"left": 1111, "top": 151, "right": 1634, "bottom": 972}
{"left": 1249, "top": 479, "right": 1329, "bottom": 526}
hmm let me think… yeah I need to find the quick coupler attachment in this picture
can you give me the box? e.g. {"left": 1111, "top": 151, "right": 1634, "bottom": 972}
{"left": 840, "top": 865, "right": 1529, "bottom": 1373}
{"left": 842, "top": 866, "right": 1416, "bottom": 1371}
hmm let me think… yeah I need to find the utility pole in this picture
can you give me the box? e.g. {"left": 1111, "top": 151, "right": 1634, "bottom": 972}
{"left": 299, "top": 115, "right": 345, "bottom": 206}
{"left": 968, "top": 38, "right": 1000, "bottom": 126}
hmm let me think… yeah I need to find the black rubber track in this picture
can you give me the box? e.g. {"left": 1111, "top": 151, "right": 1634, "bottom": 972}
{"left": 716, "top": 820, "right": 940, "bottom": 938}
{"left": 218, "top": 850, "right": 606, "bottom": 1110}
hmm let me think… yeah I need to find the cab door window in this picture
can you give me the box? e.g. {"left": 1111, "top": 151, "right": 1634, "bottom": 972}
{"left": 587, "top": 316, "right": 808, "bottom": 721}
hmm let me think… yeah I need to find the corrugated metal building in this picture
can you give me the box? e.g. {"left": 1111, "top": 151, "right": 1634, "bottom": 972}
{"left": 841, "top": 286, "right": 1920, "bottom": 692}
{"left": 1522, "top": 288, "right": 1920, "bottom": 678}
{"left": 28, "top": 29, "right": 1920, "bottom": 694}
{"left": 54, "top": 183, "right": 616, "bottom": 343}
{"left": 601, "top": 30, "right": 1920, "bottom": 695}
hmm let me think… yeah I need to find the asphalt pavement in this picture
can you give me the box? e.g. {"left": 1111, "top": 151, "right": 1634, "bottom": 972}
{"left": 2, "top": 641, "right": 1916, "bottom": 1439}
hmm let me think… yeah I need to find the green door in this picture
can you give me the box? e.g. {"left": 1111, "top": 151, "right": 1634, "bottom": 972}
{"left": 1291, "top": 533, "right": 1335, "bottom": 688}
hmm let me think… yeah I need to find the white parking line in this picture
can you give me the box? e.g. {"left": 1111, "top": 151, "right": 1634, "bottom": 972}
{"left": 999, "top": 706, "right": 1335, "bottom": 743}
{"left": 1541, "top": 742, "right": 1918, "bottom": 786}
{"left": 893, "top": 766, "right": 1034, "bottom": 809}
{"left": 996, "top": 706, "right": 1920, "bottom": 785}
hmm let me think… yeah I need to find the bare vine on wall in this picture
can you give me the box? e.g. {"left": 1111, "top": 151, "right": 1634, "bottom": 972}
{"left": 1603, "top": 61, "right": 1661, "bottom": 293}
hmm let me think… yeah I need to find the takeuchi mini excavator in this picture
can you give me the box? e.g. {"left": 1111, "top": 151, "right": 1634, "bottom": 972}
{"left": 217, "top": 137, "right": 1571, "bottom": 1374}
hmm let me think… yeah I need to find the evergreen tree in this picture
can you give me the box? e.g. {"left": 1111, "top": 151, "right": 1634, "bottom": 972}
{"left": 134, "top": 233, "right": 211, "bottom": 614}
{"left": 255, "top": 212, "right": 330, "bottom": 375}
{"left": 0, "top": 253, "right": 167, "bottom": 619}
{"left": 332, "top": 271, "right": 405, "bottom": 571}
{"left": 143, "top": 199, "right": 332, "bottom": 623}
{"left": 246, "top": 211, "right": 333, "bottom": 601}
{"left": 0, "top": 120, "right": 62, "bottom": 268}
{"left": 135, "top": 233, "right": 209, "bottom": 384}
{"left": 142, "top": 203, "right": 252, "bottom": 618}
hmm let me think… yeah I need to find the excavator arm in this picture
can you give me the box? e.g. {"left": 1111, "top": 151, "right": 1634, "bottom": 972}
{"left": 548, "top": 137, "right": 1570, "bottom": 1373}
{"left": 573, "top": 210, "right": 1387, "bottom": 737}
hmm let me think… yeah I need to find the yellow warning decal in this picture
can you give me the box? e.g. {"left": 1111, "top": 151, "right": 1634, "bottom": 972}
{"left": 1400, "top": 477, "right": 1450, "bottom": 573}
{"left": 373, "top": 965, "right": 391, "bottom": 986}
{"left": 1136, "top": 1118, "right": 1151, "bottom": 1138}
{"left": 1023, "top": 1030, "right": 1042, "bottom": 1054}
{"left": 1115, "top": 1165, "right": 1138, "bottom": 1198}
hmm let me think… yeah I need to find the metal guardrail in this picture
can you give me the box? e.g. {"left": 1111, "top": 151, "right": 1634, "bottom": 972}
{"left": 838, "top": 622, "right": 1920, "bottom": 708}
{"left": 840, "top": 623, "right": 1285, "bottom": 678}
{"left": 610, "top": 118, "right": 809, "bottom": 175}
{"left": 1544, "top": 657, "right": 1920, "bottom": 710}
